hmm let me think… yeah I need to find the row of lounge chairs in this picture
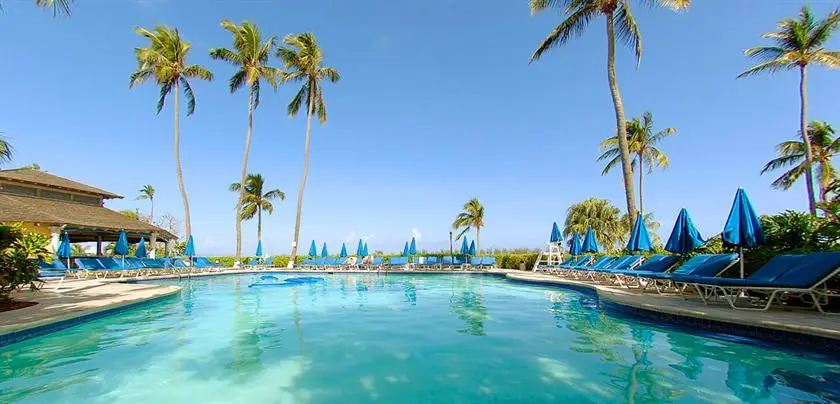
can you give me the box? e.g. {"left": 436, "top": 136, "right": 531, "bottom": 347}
{"left": 298, "top": 256, "right": 497, "bottom": 270}
{"left": 38, "top": 256, "right": 224, "bottom": 281}
{"left": 537, "top": 252, "right": 840, "bottom": 313}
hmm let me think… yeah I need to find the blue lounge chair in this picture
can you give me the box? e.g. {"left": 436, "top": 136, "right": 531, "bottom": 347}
{"left": 441, "top": 256, "right": 454, "bottom": 269}
{"left": 371, "top": 257, "right": 384, "bottom": 269}
{"left": 625, "top": 253, "right": 739, "bottom": 294}
{"left": 469, "top": 257, "right": 482, "bottom": 267}
{"left": 538, "top": 256, "right": 574, "bottom": 273}
{"left": 480, "top": 256, "right": 497, "bottom": 268}
{"left": 263, "top": 257, "right": 274, "bottom": 268}
{"left": 39, "top": 259, "right": 67, "bottom": 270}
{"left": 566, "top": 256, "right": 616, "bottom": 279}
{"left": 690, "top": 252, "right": 840, "bottom": 313}
{"left": 421, "top": 256, "right": 440, "bottom": 270}
{"left": 388, "top": 256, "right": 409, "bottom": 269}
{"left": 453, "top": 256, "right": 466, "bottom": 269}
{"left": 608, "top": 254, "right": 680, "bottom": 286}
{"left": 550, "top": 255, "right": 594, "bottom": 276}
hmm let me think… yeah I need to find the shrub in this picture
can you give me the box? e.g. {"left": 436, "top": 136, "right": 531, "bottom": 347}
{"left": 0, "top": 224, "right": 48, "bottom": 301}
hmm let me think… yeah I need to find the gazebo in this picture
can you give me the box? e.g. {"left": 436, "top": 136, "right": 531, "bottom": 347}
{"left": 0, "top": 168, "right": 176, "bottom": 256}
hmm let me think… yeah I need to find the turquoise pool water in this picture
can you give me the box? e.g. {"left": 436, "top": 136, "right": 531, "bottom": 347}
{"left": 2, "top": 273, "right": 838, "bottom": 403}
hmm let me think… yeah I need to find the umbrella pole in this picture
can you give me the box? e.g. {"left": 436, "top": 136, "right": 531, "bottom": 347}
{"left": 739, "top": 247, "right": 744, "bottom": 278}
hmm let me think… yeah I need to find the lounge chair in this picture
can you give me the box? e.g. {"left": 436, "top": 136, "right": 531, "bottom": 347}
{"left": 452, "top": 256, "right": 467, "bottom": 270}
{"left": 371, "top": 257, "right": 384, "bottom": 269}
{"left": 585, "top": 255, "right": 645, "bottom": 281}
{"left": 263, "top": 257, "right": 274, "bottom": 268}
{"left": 538, "top": 256, "right": 574, "bottom": 273}
{"left": 469, "top": 257, "right": 482, "bottom": 267}
{"left": 388, "top": 256, "right": 409, "bottom": 270}
{"left": 689, "top": 252, "right": 840, "bottom": 313}
{"left": 551, "top": 256, "right": 594, "bottom": 276}
{"left": 621, "top": 253, "right": 739, "bottom": 294}
{"left": 607, "top": 254, "right": 680, "bottom": 286}
{"left": 565, "top": 256, "right": 616, "bottom": 279}
{"left": 480, "top": 256, "right": 497, "bottom": 268}
{"left": 418, "top": 256, "right": 439, "bottom": 270}
{"left": 441, "top": 256, "right": 454, "bottom": 270}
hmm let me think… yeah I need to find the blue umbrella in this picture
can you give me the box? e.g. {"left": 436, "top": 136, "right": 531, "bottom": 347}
{"left": 569, "top": 232, "right": 582, "bottom": 256}
{"left": 723, "top": 188, "right": 765, "bottom": 278}
{"left": 321, "top": 242, "right": 329, "bottom": 257}
{"left": 469, "top": 240, "right": 476, "bottom": 256}
{"left": 308, "top": 240, "right": 318, "bottom": 257}
{"left": 626, "top": 213, "right": 653, "bottom": 252}
{"left": 113, "top": 230, "right": 129, "bottom": 269}
{"left": 460, "top": 237, "right": 469, "bottom": 255}
{"left": 409, "top": 237, "right": 417, "bottom": 255}
{"left": 135, "top": 238, "right": 147, "bottom": 258}
{"left": 581, "top": 226, "right": 599, "bottom": 254}
{"left": 403, "top": 242, "right": 410, "bottom": 256}
{"left": 340, "top": 243, "right": 348, "bottom": 258}
{"left": 356, "top": 239, "right": 364, "bottom": 256}
{"left": 184, "top": 235, "right": 195, "bottom": 257}
{"left": 56, "top": 231, "right": 71, "bottom": 268}
{"left": 550, "top": 222, "right": 561, "bottom": 243}
{"left": 255, "top": 240, "right": 263, "bottom": 257}
{"left": 363, "top": 242, "right": 369, "bottom": 257}
{"left": 665, "top": 208, "right": 705, "bottom": 254}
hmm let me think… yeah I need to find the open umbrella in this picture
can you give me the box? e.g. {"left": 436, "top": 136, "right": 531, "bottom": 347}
{"left": 184, "top": 235, "right": 195, "bottom": 265}
{"left": 356, "top": 239, "right": 364, "bottom": 256}
{"left": 321, "top": 242, "right": 329, "bottom": 258}
{"left": 460, "top": 237, "right": 469, "bottom": 255}
{"left": 409, "top": 237, "right": 417, "bottom": 255}
{"left": 362, "top": 242, "right": 369, "bottom": 257}
{"left": 56, "top": 231, "right": 72, "bottom": 269}
{"left": 723, "top": 188, "right": 765, "bottom": 278}
{"left": 569, "top": 232, "right": 582, "bottom": 256}
{"left": 340, "top": 243, "right": 348, "bottom": 258}
{"left": 308, "top": 240, "right": 318, "bottom": 257}
{"left": 581, "top": 226, "right": 599, "bottom": 254}
{"left": 469, "top": 240, "right": 476, "bottom": 256}
{"left": 550, "top": 222, "right": 561, "bottom": 243}
{"left": 115, "top": 230, "right": 129, "bottom": 268}
{"left": 403, "top": 242, "right": 410, "bottom": 256}
{"left": 626, "top": 213, "right": 653, "bottom": 252}
{"left": 135, "top": 238, "right": 147, "bottom": 258}
{"left": 255, "top": 240, "right": 263, "bottom": 257}
{"left": 665, "top": 208, "right": 705, "bottom": 254}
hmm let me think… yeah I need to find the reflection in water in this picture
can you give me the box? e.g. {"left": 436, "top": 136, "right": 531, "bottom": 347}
{"left": 228, "top": 280, "right": 264, "bottom": 379}
{"left": 403, "top": 281, "right": 417, "bottom": 305}
{"left": 449, "top": 287, "right": 488, "bottom": 336}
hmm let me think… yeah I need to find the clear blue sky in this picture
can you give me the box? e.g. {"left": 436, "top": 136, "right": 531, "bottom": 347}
{"left": 1, "top": 1, "right": 839, "bottom": 255}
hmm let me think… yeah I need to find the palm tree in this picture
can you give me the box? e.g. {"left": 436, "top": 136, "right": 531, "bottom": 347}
{"left": 277, "top": 33, "right": 340, "bottom": 266}
{"left": 229, "top": 173, "right": 285, "bottom": 244}
{"left": 529, "top": 0, "right": 690, "bottom": 219}
{"left": 0, "top": 133, "right": 13, "bottom": 166}
{"left": 70, "top": 244, "right": 87, "bottom": 257}
{"left": 738, "top": 6, "right": 840, "bottom": 215}
{"left": 598, "top": 111, "right": 676, "bottom": 213}
{"left": 452, "top": 198, "right": 485, "bottom": 253}
{"left": 31, "top": 0, "right": 71, "bottom": 15}
{"left": 563, "top": 197, "right": 625, "bottom": 252}
{"left": 136, "top": 184, "right": 156, "bottom": 225}
{"left": 210, "top": 20, "right": 281, "bottom": 265}
{"left": 130, "top": 26, "right": 213, "bottom": 240}
{"left": 762, "top": 121, "right": 840, "bottom": 202}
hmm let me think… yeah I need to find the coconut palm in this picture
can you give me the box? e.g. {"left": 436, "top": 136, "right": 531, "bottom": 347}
{"left": 277, "top": 33, "right": 340, "bottom": 266}
{"left": 229, "top": 173, "right": 285, "bottom": 244}
{"left": 563, "top": 197, "right": 625, "bottom": 252}
{"left": 738, "top": 6, "right": 840, "bottom": 215}
{"left": 130, "top": 26, "right": 213, "bottom": 240}
{"left": 70, "top": 244, "right": 87, "bottom": 257}
{"left": 136, "top": 184, "right": 156, "bottom": 225}
{"left": 452, "top": 198, "right": 485, "bottom": 253}
{"left": 210, "top": 20, "right": 282, "bottom": 265}
{"left": 598, "top": 111, "right": 676, "bottom": 214}
{"left": 30, "top": 0, "right": 71, "bottom": 15}
{"left": 762, "top": 122, "right": 840, "bottom": 202}
{"left": 529, "top": 0, "right": 690, "bottom": 218}
{"left": 0, "top": 133, "right": 13, "bottom": 166}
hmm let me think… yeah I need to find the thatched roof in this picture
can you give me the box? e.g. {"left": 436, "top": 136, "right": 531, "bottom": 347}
{"left": 0, "top": 193, "right": 176, "bottom": 241}
{"left": 0, "top": 168, "right": 122, "bottom": 199}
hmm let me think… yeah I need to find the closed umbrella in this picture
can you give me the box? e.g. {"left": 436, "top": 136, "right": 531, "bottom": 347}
{"left": 723, "top": 188, "right": 765, "bottom": 278}
{"left": 184, "top": 235, "right": 195, "bottom": 266}
{"left": 115, "top": 230, "right": 129, "bottom": 268}
{"left": 402, "top": 242, "right": 409, "bottom": 257}
{"left": 626, "top": 213, "right": 653, "bottom": 252}
{"left": 460, "top": 238, "right": 469, "bottom": 255}
{"left": 255, "top": 240, "right": 263, "bottom": 258}
{"left": 356, "top": 239, "right": 364, "bottom": 256}
{"left": 135, "top": 238, "right": 147, "bottom": 258}
{"left": 308, "top": 240, "right": 318, "bottom": 257}
{"left": 409, "top": 237, "right": 417, "bottom": 255}
{"left": 469, "top": 240, "right": 476, "bottom": 256}
{"left": 569, "top": 232, "right": 582, "bottom": 256}
{"left": 340, "top": 243, "right": 348, "bottom": 258}
{"left": 581, "top": 226, "right": 599, "bottom": 254}
{"left": 362, "top": 242, "right": 369, "bottom": 257}
{"left": 550, "top": 222, "right": 561, "bottom": 243}
{"left": 321, "top": 242, "right": 329, "bottom": 258}
{"left": 665, "top": 208, "right": 705, "bottom": 254}
{"left": 56, "top": 231, "right": 72, "bottom": 269}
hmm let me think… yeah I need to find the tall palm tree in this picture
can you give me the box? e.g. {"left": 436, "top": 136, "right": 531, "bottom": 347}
{"left": 277, "top": 33, "right": 340, "bottom": 266}
{"left": 738, "top": 6, "right": 840, "bottom": 215}
{"left": 229, "top": 173, "right": 285, "bottom": 244}
{"left": 210, "top": 20, "right": 281, "bottom": 265}
{"left": 529, "top": 0, "right": 690, "bottom": 218}
{"left": 563, "top": 197, "right": 625, "bottom": 252}
{"left": 136, "top": 184, "right": 156, "bottom": 225}
{"left": 598, "top": 111, "right": 676, "bottom": 213}
{"left": 452, "top": 198, "right": 485, "bottom": 253}
{"left": 31, "top": 0, "right": 71, "bottom": 15}
{"left": 130, "top": 26, "right": 213, "bottom": 240}
{"left": 762, "top": 121, "right": 840, "bottom": 202}
{"left": 0, "top": 133, "right": 13, "bottom": 166}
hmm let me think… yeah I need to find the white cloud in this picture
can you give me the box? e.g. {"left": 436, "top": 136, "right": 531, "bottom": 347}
{"left": 345, "top": 231, "right": 357, "bottom": 243}
{"left": 362, "top": 234, "right": 375, "bottom": 242}
{"left": 411, "top": 228, "right": 422, "bottom": 241}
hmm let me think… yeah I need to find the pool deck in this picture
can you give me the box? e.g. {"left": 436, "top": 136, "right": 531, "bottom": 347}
{"left": 2, "top": 268, "right": 838, "bottom": 345}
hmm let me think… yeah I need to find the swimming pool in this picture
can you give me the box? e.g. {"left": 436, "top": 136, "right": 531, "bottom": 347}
{"left": 1, "top": 273, "right": 838, "bottom": 403}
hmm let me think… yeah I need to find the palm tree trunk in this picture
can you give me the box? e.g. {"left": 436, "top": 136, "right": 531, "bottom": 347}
{"left": 289, "top": 80, "right": 316, "bottom": 267}
{"left": 173, "top": 81, "right": 192, "bottom": 240}
{"left": 476, "top": 226, "right": 481, "bottom": 255}
{"left": 235, "top": 87, "right": 255, "bottom": 266}
{"left": 638, "top": 151, "right": 644, "bottom": 214}
{"left": 257, "top": 206, "right": 262, "bottom": 243}
{"left": 799, "top": 66, "right": 817, "bottom": 215}
{"left": 606, "top": 14, "right": 637, "bottom": 218}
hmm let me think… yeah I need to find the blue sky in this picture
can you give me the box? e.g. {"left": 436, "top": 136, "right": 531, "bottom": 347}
{"left": 1, "top": 1, "right": 839, "bottom": 255}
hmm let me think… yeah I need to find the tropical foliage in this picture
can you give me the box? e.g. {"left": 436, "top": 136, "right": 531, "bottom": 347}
{"left": 136, "top": 184, "right": 156, "bottom": 224}
{"left": 762, "top": 121, "right": 840, "bottom": 201}
{"left": 279, "top": 33, "right": 340, "bottom": 265}
{"left": 599, "top": 111, "right": 676, "bottom": 213}
{"left": 130, "top": 25, "right": 214, "bottom": 240}
{"left": 229, "top": 173, "right": 285, "bottom": 243}
{"left": 210, "top": 20, "right": 281, "bottom": 264}
{"left": 0, "top": 224, "right": 48, "bottom": 301}
{"left": 563, "top": 197, "right": 625, "bottom": 252}
{"left": 529, "top": 0, "right": 691, "bottom": 218}
{"left": 452, "top": 198, "right": 486, "bottom": 253}
{"left": 0, "top": 133, "right": 12, "bottom": 166}
{"left": 739, "top": 5, "right": 840, "bottom": 215}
